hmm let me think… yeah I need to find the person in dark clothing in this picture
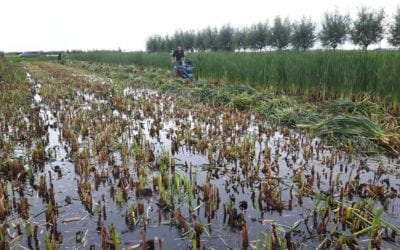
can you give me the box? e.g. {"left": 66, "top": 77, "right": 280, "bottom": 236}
{"left": 171, "top": 46, "right": 185, "bottom": 65}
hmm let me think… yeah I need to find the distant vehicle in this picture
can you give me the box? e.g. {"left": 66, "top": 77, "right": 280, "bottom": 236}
{"left": 19, "top": 51, "right": 42, "bottom": 58}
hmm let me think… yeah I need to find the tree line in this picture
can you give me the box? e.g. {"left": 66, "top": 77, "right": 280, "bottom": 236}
{"left": 146, "top": 7, "right": 400, "bottom": 52}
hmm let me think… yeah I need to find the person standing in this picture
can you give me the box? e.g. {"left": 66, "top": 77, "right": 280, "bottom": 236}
{"left": 171, "top": 46, "right": 185, "bottom": 66}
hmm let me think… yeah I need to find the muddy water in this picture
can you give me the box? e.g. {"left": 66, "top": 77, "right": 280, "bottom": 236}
{"left": 4, "top": 65, "right": 399, "bottom": 249}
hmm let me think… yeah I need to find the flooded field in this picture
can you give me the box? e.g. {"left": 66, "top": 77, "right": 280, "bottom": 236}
{"left": 0, "top": 61, "right": 399, "bottom": 249}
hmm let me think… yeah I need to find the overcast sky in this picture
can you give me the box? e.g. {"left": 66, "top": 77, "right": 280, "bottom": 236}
{"left": 0, "top": 0, "right": 399, "bottom": 52}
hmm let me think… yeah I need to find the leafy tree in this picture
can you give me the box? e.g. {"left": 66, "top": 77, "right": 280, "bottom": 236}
{"left": 246, "top": 22, "right": 269, "bottom": 51}
{"left": 146, "top": 35, "right": 162, "bottom": 52}
{"left": 319, "top": 10, "right": 350, "bottom": 50}
{"left": 163, "top": 35, "right": 174, "bottom": 52}
{"left": 203, "top": 26, "right": 219, "bottom": 51}
{"left": 351, "top": 7, "right": 385, "bottom": 50}
{"left": 182, "top": 31, "right": 196, "bottom": 52}
{"left": 172, "top": 31, "right": 185, "bottom": 49}
{"left": 269, "top": 17, "right": 291, "bottom": 50}
{"left": 246, "top": 25, "right": 258, "bottom": 51}
{"left": 217, "top": 24, "right": 235, "bottom": 51}
{"left": 194, "top": 30, "right": 207, "bottom": 51}
{"left": 291, "top": 17, "right": 316, "bottom": 50}
{"left": 389, "top": 7, "right": 400, "bottom": 47}
{"left": 233, "top": 27, "right": 249, "bottom": 51}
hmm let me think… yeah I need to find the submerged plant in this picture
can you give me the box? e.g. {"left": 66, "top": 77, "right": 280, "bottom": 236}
{"left": 108, "top": 224, "right": 121, "bottom": 249}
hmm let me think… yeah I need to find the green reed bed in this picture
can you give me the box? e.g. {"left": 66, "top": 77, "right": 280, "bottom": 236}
{"left": 192, "top": 51, "right": 400, "bottom": 107}
{"left": 68, "top": 50, "right": 400, "bottom": 110}
{"left": 0, "top": 57, "right": 32, "bottom": 113}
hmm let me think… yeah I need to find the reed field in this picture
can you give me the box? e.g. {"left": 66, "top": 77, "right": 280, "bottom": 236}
{"left": 0, "top": 57, "right": 32, "bottom": 112}
{"left": 0, "top": 54, "right": 399, "bottom": 249}
{"left": 69, "top": 50, "right": 400, "bottom": 110}
{"left": 2, "top": 1, "right": 400, "bottom": 248}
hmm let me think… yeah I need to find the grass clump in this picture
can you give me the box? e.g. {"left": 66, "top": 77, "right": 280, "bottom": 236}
{"left": 270, "top": 106, "right": 323, "bottom": 128}
{"left": 223, "top": 84, "right": 256, "bottom": 96}
{"left": 189, "top": 82, "right": 257, "bottom": 107}
{"left": 210, "top": 89, "right": 232, "bottom": 106}
{"left": 256, "top": 96, "right": 322, "bottom": 127}
{"left": 298, "top": 115, "right": 400, "bottom": 155}
{"left": 231, "top": 93, "right": 254, "bottom": 110}
{"left": 322, "top": 98, "right": 380, "bottom": 117}
{"left": 158, "top": 80, "right": 184, "bottom": 94}
{"left": 190, "top": 85, "right": 217, "bottom": 103}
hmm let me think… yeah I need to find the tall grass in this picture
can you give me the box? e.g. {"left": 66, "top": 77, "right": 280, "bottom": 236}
{"left": 67, "top": 50, "right": 400, "bottom": 108}
{"left": 0, "top": 57, "right": 26, "bottom": 83}
{"left": 0, "top": 57, "right": 32, "bottom": 111}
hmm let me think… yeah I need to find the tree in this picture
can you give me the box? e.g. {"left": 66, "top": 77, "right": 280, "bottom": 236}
{"left": 246, "top": 22, "right": 268, "bottom": 51}
{"left": 319, "top": 10, "right": 350, "bottom": 50}
{"left": 182, "top": 31, "right": 196, "bottom": 52}
{"left": 171, "top": 31, "right": 184, "bottom": 48}
{"left": 291, "top": 17, "right": 316, "bottom": 50}
{"left": 163, "top": 35, "right": 174, "bottom": 52}
{"left": 269, "top": 17, "right": 291, "bottom": 50}
{"left": 351, "top": 7, "right": 385, "bottom": 50}
{"left": 389, "top": 7, "right": 400, "bottom": 47}
{"left": 246, "top": 25, "right": 258, "bottom": 51}
{"left": 217, "top": 24, "right": 235, "bottom": 51}
{"left": 233, "top": 27, "right": 249, "bottom": 51}
{"left": 194, "top": 30, "right": 207, "bottom": 52}
{"left": 203, "top": 26, "right": 218, "bottom": 51}
{"left": 146, "top": 35, "right": 162, "bottom": 52}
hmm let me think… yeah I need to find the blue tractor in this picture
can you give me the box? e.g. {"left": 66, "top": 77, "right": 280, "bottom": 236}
{"left": 174, "top": 60, "right": 193, "bottom": 80}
